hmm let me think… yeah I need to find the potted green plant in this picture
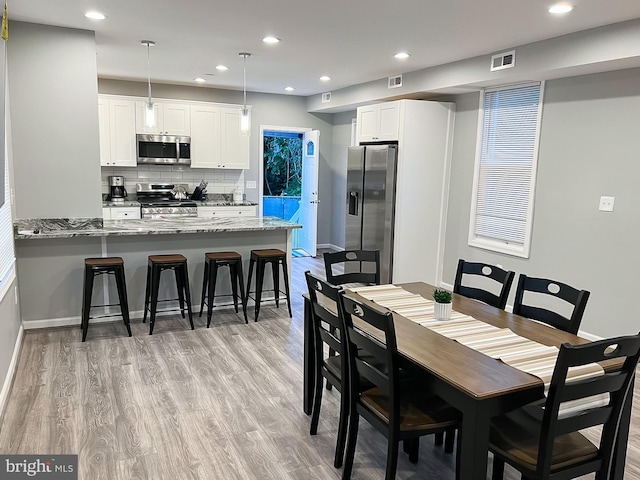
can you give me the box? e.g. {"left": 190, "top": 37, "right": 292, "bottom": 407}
{"left": 433, "top": 288, "right": 453, "bottom": 320}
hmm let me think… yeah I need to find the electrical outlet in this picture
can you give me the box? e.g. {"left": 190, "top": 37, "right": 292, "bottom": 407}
{"left": 246, "top": 181, "right": 257, "bottom": 189}
{"left": 598, "top": 196, "right": 615, "bottom": 212}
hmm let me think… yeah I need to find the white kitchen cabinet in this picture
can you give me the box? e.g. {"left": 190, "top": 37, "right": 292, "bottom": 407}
{"left": 197, "top": 206, "right": 257, "bottom": 218}
{"left": 103, "top": 206, "right": 141, "bottom": 220}
{"left": 191, "top": 105, "right": 249, "bottom": 169}
{"left": 135, "top": 101, "right": 191, "bottom": 135}
{"left": 99, "top": 97, "right": 137, "bottom": 167}
{"left": 391, "top": 100, "right": 455, "bottom": 284}
{"left": 190, "top": 105, "right": 221, "bottom": 168}
{"left": 356, "top": 101, "right": 401, "bottom": 143}
{"left": 218, "top": 107, "right": 250, "bottom": 169}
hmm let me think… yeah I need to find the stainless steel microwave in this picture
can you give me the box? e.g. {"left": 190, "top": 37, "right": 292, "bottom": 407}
{"left": 136, "top": 134, "right": 191, "bottom": 165}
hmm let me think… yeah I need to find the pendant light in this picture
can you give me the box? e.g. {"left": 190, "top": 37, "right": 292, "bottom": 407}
{"left": 239, "top": 52, "right": 252, "bottom": 134}
{"left": 141, "top": 40, "right": 156, "bottom": 128}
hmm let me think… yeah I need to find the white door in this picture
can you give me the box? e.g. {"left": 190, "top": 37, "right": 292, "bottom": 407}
{"left": 299, "top": 130, "right": 320, "bottom": 256}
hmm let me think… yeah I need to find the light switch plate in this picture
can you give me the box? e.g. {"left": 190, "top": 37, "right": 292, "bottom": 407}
{"left": 246, "top": 181, "right": 257, "bottom": 189}
{"left": 599, "top": 196, "right": 615, "bottom": 212}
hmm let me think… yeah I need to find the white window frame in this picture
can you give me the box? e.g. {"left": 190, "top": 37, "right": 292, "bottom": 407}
{"left": 468, "top": 82, "right": 544, "bottom": 258}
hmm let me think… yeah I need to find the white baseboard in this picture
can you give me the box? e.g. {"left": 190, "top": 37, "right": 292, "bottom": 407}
{"left": 22, "top": 308, "right": 176, "bottom": 330}
{"left": 317, "top": 243, "right": 343, "bottom": 252}
{"left": 0, "top": 324, "right": 24, "bottom": 417}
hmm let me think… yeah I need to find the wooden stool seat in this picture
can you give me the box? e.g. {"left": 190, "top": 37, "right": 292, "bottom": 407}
{"left": 81, "top": 256, "right": 131, "bottom": 342}
{"left": 205, "top": 251, "right": 242, "bottom": 261}
{"left": 85, "top": 257, "right": 124, "bottom": 267}
{"left": 143, "top": 254, "right": 194, "bottom": 334}
{"left": 251, "top": 249, "right": 288, "bottom": 258}
{"left": 200, "top": 251, "right": 248, "bottom": 326}
{"left": 149, "top": 254, "right": 187, "bottom": 264}
{"left": 246, "top": 248, "right": 292, "bottom": 321}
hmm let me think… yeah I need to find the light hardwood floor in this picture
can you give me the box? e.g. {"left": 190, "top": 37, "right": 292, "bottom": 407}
{"left": 0, "top": 252, "right": 638, "bottom": 479}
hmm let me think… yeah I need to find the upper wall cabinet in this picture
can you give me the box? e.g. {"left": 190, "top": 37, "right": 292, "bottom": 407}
{"left": 190, "top": 105, "right": 221, "bottom": 168}
{"left": 356, "top": 101, "right": 401, "bottom": 143}
{"left": 190, "top": 105, "right": 249, "bottom": 169}
{"left": 219, "top": 107, "right": 250, "bottom": 169}
{"left": 98, "top": 97, "right": 137, "bottom": 167}
{"left": 135, "top": 101, "right": 191, "bottom": 136}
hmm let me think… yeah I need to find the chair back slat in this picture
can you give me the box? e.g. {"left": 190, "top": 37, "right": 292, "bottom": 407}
{"left": 535, "top": 333, "right": 640, "bottom": 477}
{"left": 561, "top": 372, "right": 624, "bottom": 402}
{"left": 453, "top": 259, "right": 514, "bottom": 310}
{"left": 340, "top": 294, "right": 397, "bottom": 400}
{"left": 555, "top": 407, "right": 613, "bottom": 436}
{"left": 324, "top": 250, "right": 381, "bottom": 286}
{"left": 305, "top": 271, "right": 346, "bottom": 375}
{"left": 513, "top": 274, "right": 590, "bottom": 335}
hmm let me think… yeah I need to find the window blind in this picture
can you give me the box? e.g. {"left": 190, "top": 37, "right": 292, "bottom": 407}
{"left": 469, "top": 83, "right": 542, "bottom": 257}
{"left": 0, "top": 153, "right": 14, "bottom": 292}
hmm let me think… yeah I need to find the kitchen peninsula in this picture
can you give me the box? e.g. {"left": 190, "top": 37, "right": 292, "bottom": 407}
{"left": 14, "top": 216, "right": 301, "bottom": 329}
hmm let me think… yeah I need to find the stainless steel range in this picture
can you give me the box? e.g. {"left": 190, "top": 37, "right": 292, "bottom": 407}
{"left": 136, "top": 183, "right": 198, "bottom": 218}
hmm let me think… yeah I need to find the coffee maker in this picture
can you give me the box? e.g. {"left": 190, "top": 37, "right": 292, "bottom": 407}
{"left": 108, "top": 176, "right": 127, "bottom": 201}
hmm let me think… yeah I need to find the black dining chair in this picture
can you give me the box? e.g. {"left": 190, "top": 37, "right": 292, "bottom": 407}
{"left": 323, "top": 250, "right": 380, "bottom": 286}
{"left": 513, "top": 275, "right": 590, "bottom": 335}
{"left": 339, "top": 293, "right": 460, "bottom": 480}
{"left": 305, "top": 271, "right": 352, "bottom": 468}
{"left": 453, "top": 259, "right": 515, "bottom": 310}
{"left": 489, "top": 333, "right": 640, "bottom": 480}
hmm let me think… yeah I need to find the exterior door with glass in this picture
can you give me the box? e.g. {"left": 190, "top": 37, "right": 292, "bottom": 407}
{"left": 299, "top": 130, "right": 319, "bottom": 256}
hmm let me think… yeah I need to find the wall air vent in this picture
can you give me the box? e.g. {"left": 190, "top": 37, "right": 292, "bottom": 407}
{"left": 321, "top": 92, "right": 331, "bottom": 103}
{"left": 388, "top": 74, "right": 403, "bottom": 89}
{"left": 490, "top": 50, "right": 516, "bottom": 72}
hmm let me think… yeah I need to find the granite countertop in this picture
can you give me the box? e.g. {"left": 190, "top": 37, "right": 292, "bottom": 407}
{"left": 14, "top": 216, "right": 300, "bottom": 239}
{"left": 197, "top": 200, "right": 258, "bottom": 207}
{"left": 102, "top": 200, "right": 140, "bottom": 207}
{"left": 101, "top": 200, "right": 257, "bottom": 208}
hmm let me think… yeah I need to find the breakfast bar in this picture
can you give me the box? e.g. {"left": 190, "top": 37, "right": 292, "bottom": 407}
{"left": 14, "top": 216, "right": 301, "bottom": 329}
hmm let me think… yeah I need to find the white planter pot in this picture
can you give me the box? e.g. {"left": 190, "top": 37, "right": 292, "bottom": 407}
{"left": 434, "top": 302, "right": 452, "bottom": 321}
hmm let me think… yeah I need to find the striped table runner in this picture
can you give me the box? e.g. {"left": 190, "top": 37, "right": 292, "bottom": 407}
{"left": 350, "top": 285, "right": 607, "bottom": 415}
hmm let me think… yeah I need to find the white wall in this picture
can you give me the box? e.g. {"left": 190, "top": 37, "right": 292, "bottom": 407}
{"left": 8, "top": 22, "right": 102, "bottom": 219}
{"left": 443, "top": 67, "right": 640, "bottom": 338}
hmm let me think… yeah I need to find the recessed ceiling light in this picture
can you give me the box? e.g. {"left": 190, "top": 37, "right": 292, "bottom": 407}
{"left": 394, "top": 52, "right": 410, "bottom": 60}
{"left": 215, "top": 65, "right": 229, "bottom": 71}
{"left": 85, "top": 11, "right": 106, "bottom": 20}
{"left": 263, "top": 36, "right": 281, "bottom": 44}
{"left": 548, "top": 2, "right": 574, "bottom": 13}
{"left": 284, "top": 86, "right": 295, "bottom": 92}
{"left": 194, "top": 77, "right": 206, "bottom": 83}
{"left": 319, "top": 76, "right": 331, "bottom": 82}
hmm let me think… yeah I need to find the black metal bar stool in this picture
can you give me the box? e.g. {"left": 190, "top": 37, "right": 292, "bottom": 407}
{"left": 245, "top": 248, "right": 292, "bottom": 321}
{"left": 81, "top": 257, "right": 132, "bottom": 342}
{"left": 143, "top": 254, "right": 194, "bottom": 335}
{"left": 199, "top": 251, "right": 248, "bottom": 326}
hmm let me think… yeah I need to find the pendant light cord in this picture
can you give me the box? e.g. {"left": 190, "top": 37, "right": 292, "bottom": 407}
{"left": 242, "top": 54, "right": 247, "bottom": 111}
{"left": 146, "top": 42, "right": 152, "bottom": 104}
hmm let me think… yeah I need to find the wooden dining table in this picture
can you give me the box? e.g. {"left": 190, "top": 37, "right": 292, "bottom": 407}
{"left": 302, "top": 281, "right": 630, "bottom": 480}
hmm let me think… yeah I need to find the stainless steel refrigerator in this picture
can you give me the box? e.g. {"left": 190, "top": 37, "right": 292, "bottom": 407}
{"left": 346, "top": 144, "right": 398, "bottom": 284}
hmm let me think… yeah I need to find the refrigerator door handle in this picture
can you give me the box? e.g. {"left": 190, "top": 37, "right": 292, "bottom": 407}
{"left": 348, "top": 191, "right": 359, "bottom": 216}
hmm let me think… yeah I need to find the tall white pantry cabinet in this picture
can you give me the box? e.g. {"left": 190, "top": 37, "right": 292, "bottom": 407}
{"left": 356, "top": 99, "right": 456, "bottom": 285}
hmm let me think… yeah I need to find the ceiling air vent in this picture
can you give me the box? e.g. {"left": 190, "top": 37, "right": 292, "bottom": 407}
{"left": 321, "top": 92, "right": 331, "bottom": 103}
{"left": 388, "top": 74, "right": 403, "bottom": 89}
{"left": 490, "top": 50, "right": 516, "bottom": 72}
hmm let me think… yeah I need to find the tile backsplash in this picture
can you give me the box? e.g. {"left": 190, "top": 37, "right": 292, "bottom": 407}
{"left": 101, "top": 165, "right": 244, "bottom": 197}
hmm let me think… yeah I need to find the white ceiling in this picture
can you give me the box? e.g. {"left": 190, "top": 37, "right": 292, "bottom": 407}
{"left": 11, "top": 0, "right": 640, "bottom": 97}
